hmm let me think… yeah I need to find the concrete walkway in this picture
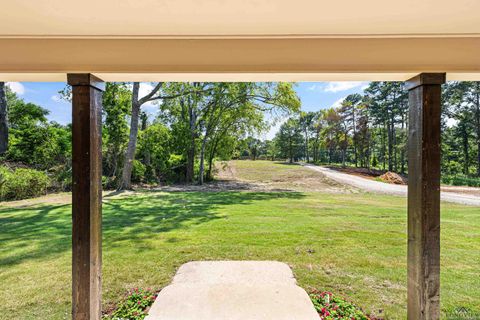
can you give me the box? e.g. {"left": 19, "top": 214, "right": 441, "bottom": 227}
{"left": 146, "top": 261, "right": 319, "bottom": 320}
{"left": 304, "top": 164, "right": 480, "bottom": 206}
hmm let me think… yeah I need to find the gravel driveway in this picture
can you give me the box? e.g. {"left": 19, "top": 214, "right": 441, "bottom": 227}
{"left": 304, "top": 164, "right": 480, "bottom": 206}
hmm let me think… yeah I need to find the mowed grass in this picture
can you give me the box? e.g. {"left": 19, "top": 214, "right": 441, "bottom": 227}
{"left": 230, "top": 159, "right": 316, "bottom": 182}
{"left": 0, "top": 162, "right": 479, "bottom": 319}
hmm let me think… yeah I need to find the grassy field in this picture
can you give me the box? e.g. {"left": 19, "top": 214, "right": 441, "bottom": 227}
{"left": 0, "top": 161, "right": 479, "bottom": 319}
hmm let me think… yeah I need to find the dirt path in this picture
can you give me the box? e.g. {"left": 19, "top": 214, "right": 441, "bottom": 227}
{"left": 304, "top": 164, "right": 480, "bottom": 206}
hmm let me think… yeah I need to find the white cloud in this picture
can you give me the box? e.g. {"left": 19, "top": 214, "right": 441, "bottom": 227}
{"left": 331, "top": 96, "right": 346, "bottom": 108}
{"left": 324, "top": 82, "right": 366, "bottom": 93}
{"left": 51, "top": 94, "right": 62, "bottom": 102}
{"left": 6, "top": 82, "right": 25, "bottom": 95}
{"left": 307, "top": 84, "right": 319, "bottom": 91}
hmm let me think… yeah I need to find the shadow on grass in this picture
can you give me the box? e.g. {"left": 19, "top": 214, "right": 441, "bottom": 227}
{"left": 0, "top": 191, "right": 305, "bottom": 267}
{"left": 273, "top": 161, "right": 301, "bottom": 166}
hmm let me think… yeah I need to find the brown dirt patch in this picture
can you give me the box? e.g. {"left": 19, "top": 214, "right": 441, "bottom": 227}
{"left": 379, "top": 172, "right": 408, "bottom": 185}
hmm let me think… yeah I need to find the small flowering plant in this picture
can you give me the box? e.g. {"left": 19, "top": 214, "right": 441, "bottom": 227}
{"left": 309, "top": 290, "right": 378, "bottom": 320}
{"left": 104, "top": 288, "right": 159, "bottom": 320}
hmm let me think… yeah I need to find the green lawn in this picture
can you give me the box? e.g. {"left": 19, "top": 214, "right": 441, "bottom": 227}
{"left": 0, "top": 166, "right": 479, "bottom": 319}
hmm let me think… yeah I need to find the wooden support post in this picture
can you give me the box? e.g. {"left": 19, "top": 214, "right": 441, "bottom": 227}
{"left": 406, "top": 73, "right": 445, "bottom": 320}
{"left": 68, "top": 74, "right": 104, "bottom": 320}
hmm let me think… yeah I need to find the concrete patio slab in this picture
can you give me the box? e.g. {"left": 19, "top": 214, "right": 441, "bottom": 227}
{"left": 146, "top": 261, "right": 318, "bottom": 320}
{"left": 172, "top": 260, "right": 297, "bottom": 285}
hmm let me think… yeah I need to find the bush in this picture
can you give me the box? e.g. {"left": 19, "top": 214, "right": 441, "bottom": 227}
{"left": 104, "top": 288, "right": 158, "bottom": 320}
{"left": 309, "top": 291, "right": 380, "bottom": 320}
{"left": 48, "top": 164, "right": 72, "bottom": 191}
{"left": 102, "top": 175, "right": 119, "bottom": 190}
{"left": 0, "top": 166, "right": 50, "bottom": 201}
{"left": 131, "top": 160, "right": 146, "bottom": 183}
{"left": 442, "top": 175, "right": 480, "bottom": 187}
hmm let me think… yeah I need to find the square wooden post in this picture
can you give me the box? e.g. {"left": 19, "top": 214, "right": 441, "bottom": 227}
{"left": 68, "top": 74, "right": 104, "bottom": 320}
{"left": 406, "top": 73, "right": 445, "bottom": 320}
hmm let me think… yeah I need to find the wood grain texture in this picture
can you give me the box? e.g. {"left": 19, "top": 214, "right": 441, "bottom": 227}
{"left": 407, "top": 74, "right": 444, "bottom": 320}
{"left": 69, "top": 74, "right": 103, "bottom": 320}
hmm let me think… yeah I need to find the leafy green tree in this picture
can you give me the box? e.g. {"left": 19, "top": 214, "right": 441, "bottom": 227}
{"left": 102, "top": 83, "right": 131, "bottom": 183}
{"left": 444, "top": 81, "right": 480, "bottom": 176}
{"left": 298, "top": 111, "right": 315, "bottom": 162}
{"left": 338, "top": 94, "right": 362, "bottom": 166}
{"left": 136, "top": 122, "right": 172, "bottom": 182}
{"left": 245, "top": 137, "right": 262, "bottom": 160}
{"left": 5, "top": 92, "right": 70, "bottom": 169}
{"left": 276, "top": 118, "right": 303, "bottom": 163}
{"left": 265, "top": 140, "right": 278, "bottom": 161}
{"left": 364, "top": 82, "right": 407, "bottom": 171}
{"left": 320, "top": 108, "right": 343, "bottom": 164}
{"left": 163, "top": 82, "right": 299, "bottom": 184}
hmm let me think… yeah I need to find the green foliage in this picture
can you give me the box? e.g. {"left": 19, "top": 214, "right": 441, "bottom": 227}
{"left": 275, "top": 117, "right": 304, "bottom": 162}
{"left": 3, "top": 80, "right": 480, "bottom": 200}
{"left": 0, "top": 166, "right": 50, "bottom": 201}
{"left": 131, "top": 160, "right": 146, "bottom": 183}
{"left": 5, "top": 90, "right": 71, "bottom": 169}
{"left": 161, "top": 82, "right": 299, "bottom": 183}
{"left": 442, "top": 175, "right": 480, "bottom": 187}
{"left": 102, "top": 83, "right": 131, "bottom": 181}
{"left": 309, "top": 291, "right": 374, "bottom": 320}
{"left": 104, "top": 288, "right": 158, "bottom": 320}
{"left": 48, "top": 164, "right": 72, "bottom": 191}
{"left": 137, "top": 122, "right": 172, "bottom": 183}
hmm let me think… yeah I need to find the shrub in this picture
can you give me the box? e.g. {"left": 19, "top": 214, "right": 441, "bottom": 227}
{"left": 131, "top": 160, "right": 146, "bottom": 183}
{"left": 104, "top": 288, "right": 158, "bottom": 320}
{"left": 309, "top": 291, "right": 380, "bottom": 320}
{"left": 0, "top": 166, "right": 50, "bottom": 201}
{"left": 48, "top": 164, "right": 72, "bottom": 191}
{"left": 102, "top": 175, "right": 119, "bottom": 190}
{"left": 442, "top": 175, "right": 480, "bottom": 187}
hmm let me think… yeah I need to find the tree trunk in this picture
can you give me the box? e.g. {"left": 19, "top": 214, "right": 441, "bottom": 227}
{"left": 476, "top": 85, "right": 480, "bottom": 177}
{"left": 198, "top": 132, "right": 208, "bottom": 185}
{"left": 118, "top": 83, "right": 141, "bottom": 190}
{"left": 186, "top": 105, "right": 196, "bottom": 183}
{"left": 393, "top": 120, "right": 397, "bottom": 172}
{"left": 206, "top": 153, "right": 214, "bottom": 181}
{"left": 400, "top": 115, "right": 406, "bottom": 173}
{"left": 0, "top": 82, "right": 7, "bottom": 155}
{"left": 352, "top": 107, "right": 357, "bottom": 167}
{"left": 206, "top": 138, "right": 219, "bottom": 181}
{"left": 462, "top": 123, "right": 469, "bottom": 175}
{"left": 382, "top": 124, "right": 387, "bottom": 170}
{"left": 304, "top": 129, "right": 309, "bottom": 163}
{"left": 388, "top": 119, "right": 394, "bottom": 171}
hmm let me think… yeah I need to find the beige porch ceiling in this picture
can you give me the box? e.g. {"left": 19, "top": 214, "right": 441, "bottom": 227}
{"left": 2, "top": 0, "right": 480, "bottom": 37}
{"left": 0, "top": 0, "right": 479, "bottom": 81}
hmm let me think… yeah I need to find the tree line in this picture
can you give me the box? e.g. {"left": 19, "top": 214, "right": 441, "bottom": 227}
{"left": 0, "top": 82, "right": 300, "bottom": 196}
{"left": 1, "top": 80, "right": 479, "bottom": 200}
{"left": 240, "top": 81, "right": 480, "bottom": 182}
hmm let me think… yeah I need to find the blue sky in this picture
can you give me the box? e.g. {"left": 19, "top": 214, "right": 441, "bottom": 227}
{"left": 6, "top": 81, "right": 368, "bottom": 139}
